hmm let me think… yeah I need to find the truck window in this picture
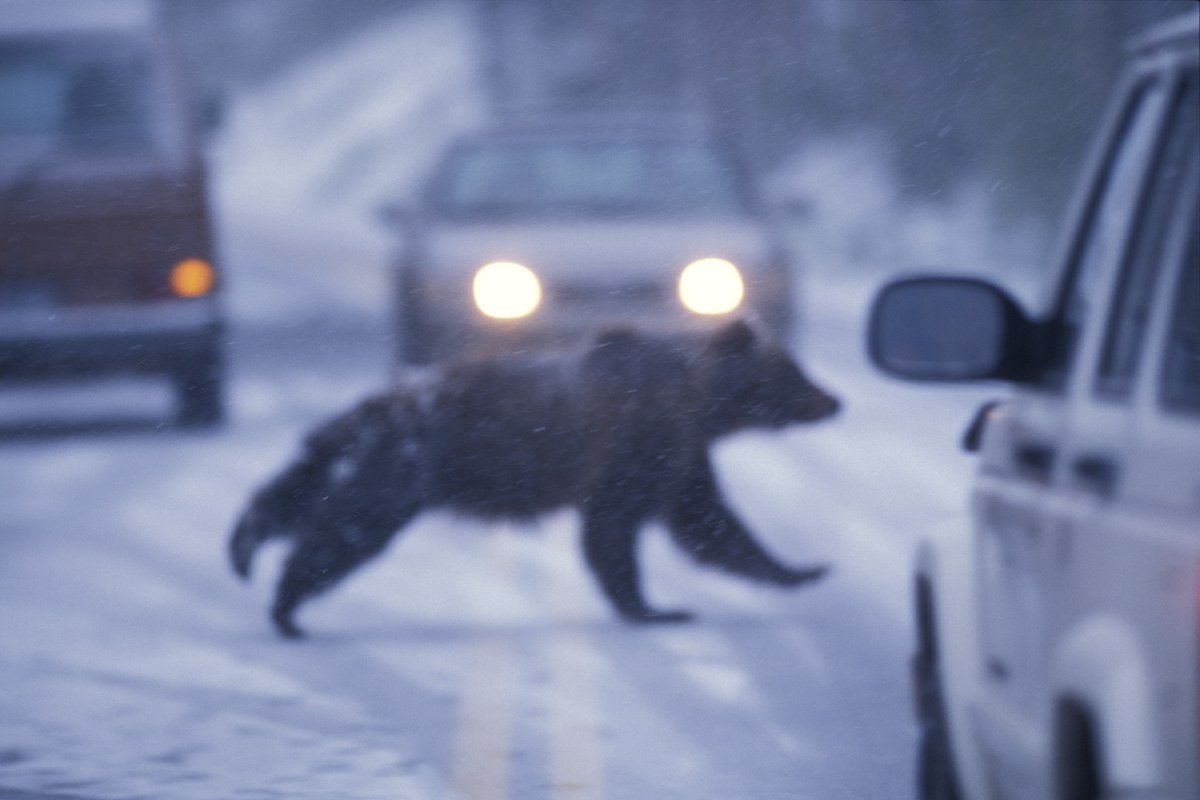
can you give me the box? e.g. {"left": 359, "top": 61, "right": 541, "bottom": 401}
{"left": 1096, "top": 72, "right": 1199, "bottom": 400}
{"left": 1041, "top": 81, "right": 1166, "bottom": 391}
{"left": 1160, "top": 222, "right": 1200, "bottom": 416}
{"left": 0, "top": 39, "right": 155, "bottom": 151}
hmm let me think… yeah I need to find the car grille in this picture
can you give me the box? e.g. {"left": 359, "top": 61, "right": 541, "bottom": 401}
{"left": 551, "top": 281, "right": 667, "bottom": 307}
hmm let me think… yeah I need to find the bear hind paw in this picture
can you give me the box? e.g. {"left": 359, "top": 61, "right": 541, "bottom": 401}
{"left": 776, "top": 564, "right": 831, "bottom": 587}
{"left": 621, "top": 608, "right": 695, "bottom": 625}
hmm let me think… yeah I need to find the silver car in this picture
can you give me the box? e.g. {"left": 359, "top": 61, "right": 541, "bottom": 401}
{"left": 384, "top": 117, "right": 795, "bottom": 364}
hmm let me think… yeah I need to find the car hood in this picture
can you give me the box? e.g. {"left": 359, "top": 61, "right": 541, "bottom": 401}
{"left": 417, "top": 217, "right": 776, "bottom": 283}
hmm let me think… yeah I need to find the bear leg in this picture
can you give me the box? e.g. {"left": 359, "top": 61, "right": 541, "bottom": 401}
{"left": 270, "top": 517, "right": 409, "bottom": 638}
{"left": 581, "top": 502, "right": 693, "bottom": 624}
{"left": 668, "top": 467, "right": 830, "bottom": 587}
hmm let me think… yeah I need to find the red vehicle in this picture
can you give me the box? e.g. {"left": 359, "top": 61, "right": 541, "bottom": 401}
{"left": 0, "top": 0, "right": 224, "bottom": 426}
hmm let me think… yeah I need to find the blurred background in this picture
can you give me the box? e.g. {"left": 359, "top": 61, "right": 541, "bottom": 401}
{"left": 171, "top": 0, "right": 1190, "bottom": 325}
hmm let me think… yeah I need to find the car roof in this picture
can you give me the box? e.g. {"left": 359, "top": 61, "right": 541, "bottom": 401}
{"left": 474, "top": 110, "right": 716, "bottom": 142}
{"left": 0, "top": 0, "right": 159, "bottom": 37}
{"left": 1129, "top": 8, "right": 1199, "bottom": 56}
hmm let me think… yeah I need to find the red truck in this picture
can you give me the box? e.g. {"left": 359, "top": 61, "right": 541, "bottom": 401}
{"left": 0, "top": 0, "right": 224, "bottom": 427}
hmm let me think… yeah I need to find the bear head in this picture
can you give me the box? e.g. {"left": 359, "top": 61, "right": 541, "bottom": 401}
{"left": 700, "top": 320, "right": 841, "bottom": 437}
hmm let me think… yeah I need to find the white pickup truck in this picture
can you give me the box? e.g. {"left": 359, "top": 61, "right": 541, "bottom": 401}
{"left": 868, "top": 10, "right": 1198, "bottom": 800}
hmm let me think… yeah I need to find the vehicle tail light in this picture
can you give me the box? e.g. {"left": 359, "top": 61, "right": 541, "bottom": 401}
{"left": 169, "top": 258, "right": 216, "bottom": 298}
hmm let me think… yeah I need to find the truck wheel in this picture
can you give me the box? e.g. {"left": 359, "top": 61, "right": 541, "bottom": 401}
{"left": 1055, "top": 702, "right": 1102, "bottom": 800}
{"left": 175, "top": 353, "right": 225, "bottom": 428}
{"left": 398, "top": 316, "right": 436, "bottom": 366}
{"left": 914, "top": 588, "right": 963, "bottom": 800}
{"left": 918, "top": 712, "right": 962, "bottom": 800}
{"left": 395, "top": 273, "right": 436, "bottom": 366}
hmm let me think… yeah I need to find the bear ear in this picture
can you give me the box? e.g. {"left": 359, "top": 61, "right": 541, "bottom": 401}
{"left": 709, "top": 318, "right": 758, "bottom": 356}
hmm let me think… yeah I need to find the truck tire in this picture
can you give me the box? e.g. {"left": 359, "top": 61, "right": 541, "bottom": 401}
{"left": 175, "top": 350, "right": 224, "bottom": 428}
{"left": 1055, "top": 702, "right": 1102, "bottom": 800}
{"left": 914, "top": 585, "right": 964, "bottom": 800}
{"left": 395, "top": 271, "right": 436, "bottom": 366}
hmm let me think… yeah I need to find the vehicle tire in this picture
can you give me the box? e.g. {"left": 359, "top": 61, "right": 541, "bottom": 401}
{"left": 761, "top": 299, "right": 794, "bottom": 347}
{"left": 398, "top": 315, "right": 436, "bottom": 366}
{"left": 918, "top": 716, "right": 962, "bottom": 800}
{"left": 1055, "top": 702, "right": 1102, "bottom": 800}
{"left": 175, "top": 350, "right": 225, "bottom": 428}
{"left": 914, "top": 587, "right": 964, "bottom": 800}
{"left": 395, "top": 270, "right": 436, "bottom": 366}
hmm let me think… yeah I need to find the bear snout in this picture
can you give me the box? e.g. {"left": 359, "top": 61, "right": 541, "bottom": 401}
{"left": 797, "top": 389, "right": 841, "bottom": 422}
{"left": 820, "top": 393, "right": 842, "bottom": 418}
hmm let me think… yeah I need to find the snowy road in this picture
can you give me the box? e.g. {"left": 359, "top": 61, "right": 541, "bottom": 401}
{"left": 0, "top": 4, "right": 1009, "bottom": 796}
{"left": 0, "top": 269, "right": 998, "bottom": 799}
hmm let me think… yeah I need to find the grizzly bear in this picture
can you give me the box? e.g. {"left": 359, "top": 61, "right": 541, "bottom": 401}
{"left": 230, "top": 320, "right": 839, "bottom": 638}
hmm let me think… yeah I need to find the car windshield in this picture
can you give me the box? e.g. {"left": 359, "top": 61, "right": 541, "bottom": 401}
{"left": 430, "top": 138, "right": 751, "bottom": 219}
{"left": 0, "top": 37, "right": 155, "bottom": 151}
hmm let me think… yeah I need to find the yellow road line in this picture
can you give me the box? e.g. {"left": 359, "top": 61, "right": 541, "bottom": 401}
{"left": 544, "top": 522, "right": 606, "bottom": 800}
{"left": 448, "top": 521, "right": 607, "bottom": 800}
{"left": 450, "top": 633, "right": 519, "bottom": 800}
{"left": 449, "top": 532, "right": 520, "bottom": 800}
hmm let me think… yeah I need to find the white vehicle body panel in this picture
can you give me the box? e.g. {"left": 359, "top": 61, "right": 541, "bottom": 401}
{"left": 908, "top": 11, "right": 1199, "bottom": 799}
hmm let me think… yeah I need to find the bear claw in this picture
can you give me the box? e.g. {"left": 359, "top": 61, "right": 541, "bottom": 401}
{"left": 272, "top": 610, "right": 307, "bottom": 640}
{"left": 778, "top": 564, "right": 831, "bottom": 587}
{"left": 624, "top": 609, "right": 695, "bottom": 624}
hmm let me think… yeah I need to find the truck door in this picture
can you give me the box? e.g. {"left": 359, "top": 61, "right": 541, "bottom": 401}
{"left": 1041, "top": 65, "right": 1198, "bottom": 793}
{"left": 971, "top": 71, "right": 1171, "bottom": 773}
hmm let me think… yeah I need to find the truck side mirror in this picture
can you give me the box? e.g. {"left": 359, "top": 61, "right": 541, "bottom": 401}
{"left": 867, "top": 276, "right": 1035, "bottom": 383}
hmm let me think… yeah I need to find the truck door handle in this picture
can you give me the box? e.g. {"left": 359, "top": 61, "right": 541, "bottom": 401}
{"left": 1014, "top": 442, "right": 1056, "bottom": 480}
{"left": 1072, "top": 454, "right": 1120, "bottom": 497}
{"left": 961, "top": 400, "right": 1003, "bottom": 453}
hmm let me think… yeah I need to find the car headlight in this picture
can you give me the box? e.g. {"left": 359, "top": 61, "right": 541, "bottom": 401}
{"left": 678, "top": 257, "right": 744, "bottom": 315}
{"left": 473, "top": 261, "right": 541, "bottom": 319}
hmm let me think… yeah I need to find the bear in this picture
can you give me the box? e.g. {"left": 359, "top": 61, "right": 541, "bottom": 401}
{"left": 229, "top": 319, "right": 840, "bottom": 638}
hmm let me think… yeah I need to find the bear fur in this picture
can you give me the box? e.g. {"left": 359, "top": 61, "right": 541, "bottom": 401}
{"left": 230, "top": 320, "right": 839, "bottom": 638}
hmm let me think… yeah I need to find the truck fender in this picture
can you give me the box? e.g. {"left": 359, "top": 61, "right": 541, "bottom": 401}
{"left": 1051, "top": 616, "right": 1162, "bottom": 789}
{"left": 914, "top": 516, "right": 988, "bottom": 800}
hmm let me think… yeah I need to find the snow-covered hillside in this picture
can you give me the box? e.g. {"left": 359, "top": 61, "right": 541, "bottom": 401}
{"left": 211, "top": 1, "right": 485, "bottom": 325}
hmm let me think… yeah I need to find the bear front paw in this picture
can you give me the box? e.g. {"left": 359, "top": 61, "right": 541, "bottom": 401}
{"left": 777, "top": 564, "right": 831, "bottom": 587}
{"left": 623, "top": 608, "right": 695, "bottom": 625}
{"left": 271, "top": 608, "right": 307, "bottom": 640}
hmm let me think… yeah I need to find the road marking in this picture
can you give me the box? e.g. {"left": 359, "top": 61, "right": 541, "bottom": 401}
{"left": 543, "top": 522, "right": 606, "bottom": 800}
{"left": 449, "top": 633, "right": 519, "bottom": 800}
{"left": 449, "top": 532, "right": 520, "bottom": 800}
{"left": 448, "top": 520, "right": 607, "bottom": 800}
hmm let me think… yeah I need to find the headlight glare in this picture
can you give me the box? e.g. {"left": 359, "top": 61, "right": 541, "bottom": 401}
{"left": 473, "top": 261, "right": 541, "bottom": 319}
{"left": 678, "top": 257, "right": 744, "bottom": 315}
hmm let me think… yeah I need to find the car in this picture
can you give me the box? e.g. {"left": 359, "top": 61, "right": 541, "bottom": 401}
{"left": 0, "top": 0, "right": 225, "bottom": 427}
{"left": 867, "top": 10, "right": 1198, "bottom": 800}
{"left": 382, "top": 114, "right": 797, "bottom": 365}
